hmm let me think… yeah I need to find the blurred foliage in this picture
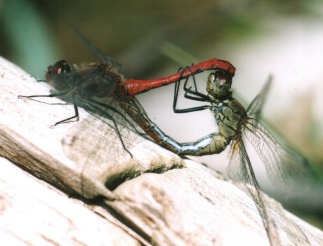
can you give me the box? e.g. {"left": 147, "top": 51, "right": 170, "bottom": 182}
{"left": 1, "top": 0, "right": 61, "bottom": 78}
{"left": 0, "top": 0, "right": 319, "bottom": 78}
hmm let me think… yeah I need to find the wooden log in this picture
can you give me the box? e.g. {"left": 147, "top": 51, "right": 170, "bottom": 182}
{"left": 0, "top": 157, "right": 145, "bottom": 245}
{"left": 0, "top": 57, "right": 322, "bottom": 245}
{"left": 110, "top": 160, "right": 323, "bottom": 245}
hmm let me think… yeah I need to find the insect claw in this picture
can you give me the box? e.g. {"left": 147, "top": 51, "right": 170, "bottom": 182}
{"left": 49, "top": 124, "right": 56, "bottom": 129}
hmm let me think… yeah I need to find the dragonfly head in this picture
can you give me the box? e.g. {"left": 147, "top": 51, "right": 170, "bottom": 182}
{"left": 206, "top": 71, "right": 232, "bottom": 99}
{"left": 45, "top": 60, "right": 72, "bottom": 91}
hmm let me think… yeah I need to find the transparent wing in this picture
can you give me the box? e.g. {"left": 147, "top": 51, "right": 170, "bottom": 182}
{"left": 227, "top": 139, "right": 311, "bottom": 245}
{"left": 247, "top": 75, "right": 272, "bottom": 119}
{"left": 227, "top": 139, "right": 280, "bottom": 245}
{"left": 70, "top": 24, "right": 121, "bottom": 69}
{"left": 243, "top": 118, "right": 315, "bottom": 190}
{"left": 228, "top": 139, "right": 268, "bottom": 203}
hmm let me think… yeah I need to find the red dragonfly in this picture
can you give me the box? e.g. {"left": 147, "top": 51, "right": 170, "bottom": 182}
{"left": 19, "top": 26, "right": 235, "bottom": 157}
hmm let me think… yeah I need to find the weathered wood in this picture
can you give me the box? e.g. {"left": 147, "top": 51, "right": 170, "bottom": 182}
{"left": 0, "top": 157, "right": 144, "bottom": 245}
{"left": 0, "top": 57, "right": 322, "bottom": 245}
{"left": 106, "top": 160, "right": 323, "bottom": 245}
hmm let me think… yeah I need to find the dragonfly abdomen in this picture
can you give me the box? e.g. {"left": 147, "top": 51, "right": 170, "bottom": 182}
{"left": 118, "top": 96, "right": 230, "bottom": 156}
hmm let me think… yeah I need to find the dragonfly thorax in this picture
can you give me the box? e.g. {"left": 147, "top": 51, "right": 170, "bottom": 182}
{"left": 46, "top": 60, "right": 124, "bottom": 99}
{"left": 212, "top": 98, "right": 247, "bottom": 138}
{"left": 74, "top": 63, "right": 123, "bottom": 98}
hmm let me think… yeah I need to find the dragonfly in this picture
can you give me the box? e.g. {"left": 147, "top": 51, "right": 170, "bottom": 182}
{"left": 122, "top": 67, "right": 316, "bottom": 245}
{"left": 18, "top": 27, "right": 314, "bottom": 244}
{"left": 19, "top": 25, "right": 235, "bottom": 157}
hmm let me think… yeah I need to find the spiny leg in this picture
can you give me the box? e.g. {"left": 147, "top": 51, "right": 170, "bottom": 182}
{"left": 51, "top": 103, "right": 79, "bottom": 128}
{"left": 18, "top": 90, "right": 80, "bottom": 127}
{"left": 18, "top": 90, "right": 70, "bottom": 99}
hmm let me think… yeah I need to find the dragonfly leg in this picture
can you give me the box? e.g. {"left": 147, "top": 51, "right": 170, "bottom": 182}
{"left": 18, "top": 90, "right": 70, "bottom": 99}
{"left": 19, "top": 90, "right": 80, "bottom": 127}
{"left": 51, "top": 103, "right": 79, "bottom": 127}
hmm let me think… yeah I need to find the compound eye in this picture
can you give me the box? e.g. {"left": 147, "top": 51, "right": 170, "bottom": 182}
{"left": 218, "top": 73, "right": 232, "bottom": 87}
{"left": 45, "top": 60, "right": 71, "bottom": 82}
{"left": 48, "top": 60, "right": 71, "bottom": 76}
{"left": 61, "top": 60, "right": 71, "bottom": 73}
{"left": 219, "top": 77, "right": 227, "bottom": 86}
{"left": 208, "top": 73, "right": 216, "bottom": 83}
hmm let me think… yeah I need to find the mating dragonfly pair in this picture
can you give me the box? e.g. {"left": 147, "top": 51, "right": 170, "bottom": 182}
{"left": 19, "top": 27, "right": 315, "bottom": 245}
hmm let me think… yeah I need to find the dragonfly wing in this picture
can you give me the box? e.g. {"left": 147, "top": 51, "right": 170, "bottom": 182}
{"left": 227, "top": 139, "right": 281, "bottom": 245}
{"left": 227, "top": 139, "right": 311, "bottom": 245}
{"left": 228, "top": 139, "right": 269, "bottom": 202}
{"left": 70, "top": 24, "right": 121, "bottom": 69}
{"left": 246, "top": 75, "right": 272, "bottom": 120}
{"left": 243, "top": 118, "right": 315, "bottom": 191}
{"left": 227, "top": 140, "right": 250, "bottom": 185}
